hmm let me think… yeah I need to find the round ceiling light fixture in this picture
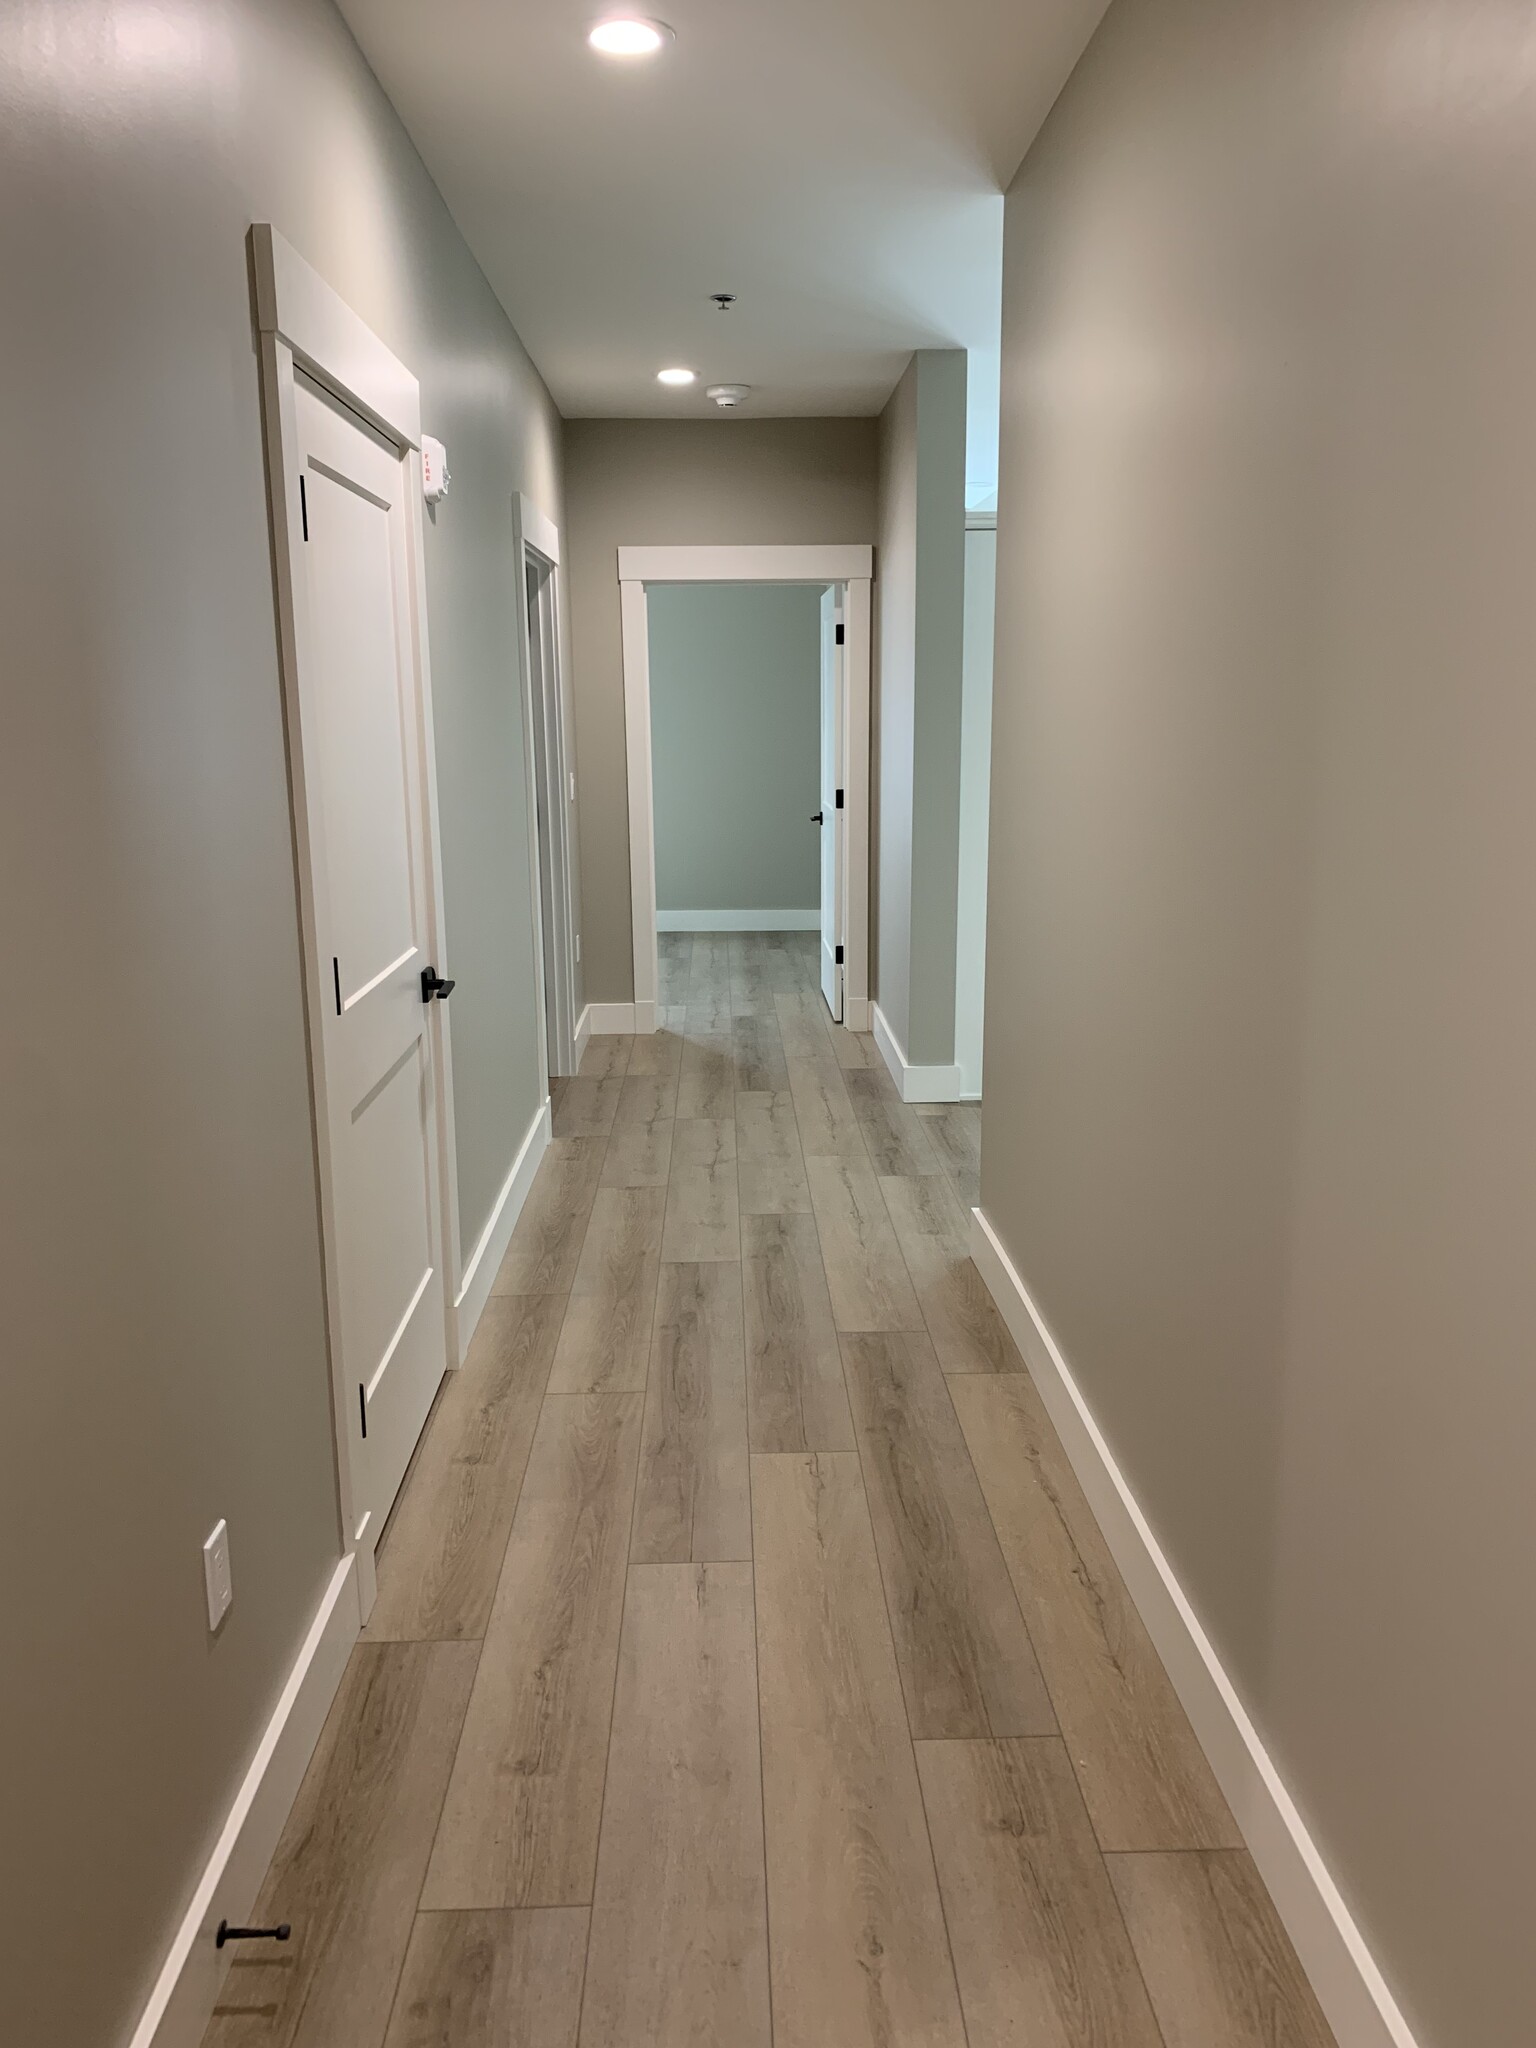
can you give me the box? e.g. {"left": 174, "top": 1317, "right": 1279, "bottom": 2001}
{"left": 657, "top": 366, "right": 697, "bottom": 386}
{"left": 587, "top": 15, "right": 674, "bottom": 57}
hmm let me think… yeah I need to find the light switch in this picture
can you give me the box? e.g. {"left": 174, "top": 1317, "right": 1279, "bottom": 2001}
{"left": 203, "top": 1519, "right": 233, "bottom": 1632}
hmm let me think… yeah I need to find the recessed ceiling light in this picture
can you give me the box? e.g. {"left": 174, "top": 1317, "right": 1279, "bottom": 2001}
{"left": 588, "top": 16, "right": 674, "bottom": 57}
{"left": 657, "top": 366, "right": 696, "bottom": 386}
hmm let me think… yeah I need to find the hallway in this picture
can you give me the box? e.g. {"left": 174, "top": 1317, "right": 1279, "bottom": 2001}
{"left": 205, "top": 933, "right": 1332, "bottom": 2048}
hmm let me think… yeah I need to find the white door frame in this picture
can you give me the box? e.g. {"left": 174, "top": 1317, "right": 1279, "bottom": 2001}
{"left": 616, "top": 543, "right": 873, "bottom": 1034}
{"left": 251, "top": 224, "right": 459, "bottom": 1614}
{"left": 514, "top": 495, "right": 579, "bottom": 1077}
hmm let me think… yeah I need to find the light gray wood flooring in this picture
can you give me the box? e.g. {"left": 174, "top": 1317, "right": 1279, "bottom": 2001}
{"left": 205, "top": 932, "right": 1334, "bottom": 2048}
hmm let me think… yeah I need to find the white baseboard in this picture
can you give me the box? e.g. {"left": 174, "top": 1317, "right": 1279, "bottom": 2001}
{"left": 968, "top": 1207, "right": 1420, "bottom": 2048}
{"left": 844, "top": 994, "right": 871, "bottom": 1035}
{"left": 585, "top": 1000, "right": 647, "bottom": 1035}
{"left": 656, "top": 908, "right": 820, "bottom": 932}
{"left": 585, "top": 999, "right": 659, "bottom": 1036}
{"left": 870, "top": 1002, "right": 964, "bottom": 1104}
{"left": 573, "top": 1003, "right": 593, "bottom": 1073}
{"left": 128, "top": 1557, "right": 361, "bottom": 2048}
{"left": 452, "top": 1097, "right": 551, "bottom": 1364}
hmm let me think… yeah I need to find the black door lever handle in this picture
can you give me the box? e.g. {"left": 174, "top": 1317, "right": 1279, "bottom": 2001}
{"left": 421, "top": 968, "right": 456, "bottom": 1003}
{"left": 810, "top": 811, "right": 824, "bottom": 825}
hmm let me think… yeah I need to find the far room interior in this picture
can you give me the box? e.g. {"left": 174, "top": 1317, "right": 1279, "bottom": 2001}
{"left": 650, "top": 581, "right": 823, "bottom": 941}
{"left": 646, "top": 575, "right": 852, "bottom": 1022}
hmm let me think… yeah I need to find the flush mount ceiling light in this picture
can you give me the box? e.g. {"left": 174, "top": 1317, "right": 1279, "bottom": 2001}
{"left": 657, "top": 366, "right": 697, "bottom": 386}
{"left": 588, "top": 15, "right": 674, "bottom": 56}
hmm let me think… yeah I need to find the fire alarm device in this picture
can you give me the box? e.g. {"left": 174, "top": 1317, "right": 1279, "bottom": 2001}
{"left": 422, "top": 436, "right": 451, "bottom": 503}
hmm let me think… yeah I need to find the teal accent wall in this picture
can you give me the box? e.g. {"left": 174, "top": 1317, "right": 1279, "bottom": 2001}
{"left": 649, "top": 584, "right": 823, "bottom": 916}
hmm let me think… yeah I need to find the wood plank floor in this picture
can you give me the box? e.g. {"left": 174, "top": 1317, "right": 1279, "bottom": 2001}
{"left": 208, "top": 932, "right": 1335, "bottom": 2048}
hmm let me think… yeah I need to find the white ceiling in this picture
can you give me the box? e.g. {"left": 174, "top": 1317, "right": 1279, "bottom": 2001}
{"left": 336, "top": 0, "right": 1110, "bottom": 497}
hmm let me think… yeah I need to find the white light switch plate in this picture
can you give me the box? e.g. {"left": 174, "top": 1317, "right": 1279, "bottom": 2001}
{"left": 203, "top": 1519, "right": 233, "bottom": 1631}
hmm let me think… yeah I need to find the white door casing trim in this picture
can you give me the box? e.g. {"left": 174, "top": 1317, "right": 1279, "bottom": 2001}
{"left": 968, "top": 1205, "right": 1422, "bottom": 2048}
{"left": 126, "top": 1557, "right": 361, "bottom": 2048}
{"left": 252, "top": 225, "right": 420, "bottom": 449}
{"left": 619, "top": 576, "right": 661, "bottom": 1034}
{"left": 514, "top": 493, "right": 579, "bottom": 1078}
{"left": 251, "top": 224, "right": 458, "bottom": 1612}
{"left": 617, "top": 545, "right": 872, "bottom": 1038}
{"left": 520, "top": 494, "right": 561, "bottom": 567}
{"left": 617, "top": 543, "right": 872, "bottom": 584}
{"left": 451, "top": 1097, "right": 552, "bottom": 1363}
{"left": 870, "top": 1001, "right": 966, "bottom": 1104}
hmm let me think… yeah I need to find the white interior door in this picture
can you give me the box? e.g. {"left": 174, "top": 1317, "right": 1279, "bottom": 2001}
{"left": 819, "top": 585, "right": 845, "bottom": 1021}
{"left": 295, "top": 372, "right": 448, "bottom": 1556}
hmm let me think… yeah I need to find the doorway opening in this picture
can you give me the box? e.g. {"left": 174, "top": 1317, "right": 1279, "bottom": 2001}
{"left": 617, "top": 544, "right": 872, "bottom": 1037}
{"left": 516, "top": 496, "right": 579, "bottom": 1084}
{"left": 645, "top": 579, "right": 839, "bottom": 1017}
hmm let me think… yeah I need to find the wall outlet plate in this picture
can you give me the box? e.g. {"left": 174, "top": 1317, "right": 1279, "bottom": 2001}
{"left": 202, "top": 1519, "right": 233, "bottom": 1632}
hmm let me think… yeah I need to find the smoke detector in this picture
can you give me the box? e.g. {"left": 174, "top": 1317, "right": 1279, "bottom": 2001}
{"left": 707, "top": 384, "right": 751, "bottom": 409}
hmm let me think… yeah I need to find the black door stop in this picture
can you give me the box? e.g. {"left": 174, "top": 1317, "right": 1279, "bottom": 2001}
{"left": 216, "top": 1921, "right": 291, "bottom": 1948}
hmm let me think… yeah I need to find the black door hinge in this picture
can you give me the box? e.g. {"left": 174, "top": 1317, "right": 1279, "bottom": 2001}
{"left": 299, "top": 473, "right": 309, "bottom": 541}
{"left": 333, "top": 957, "right": 342, "bottom": 1016}
{"left": 835, "top": 944, "right": 844, "bottom": 964}
{"left": 359, "top": 1384, "right": 367, "bottom": 1438}
{"left": 835, "top": 788, "right": 844, "bottom": 809}
{"left": 835, "top": 622, "right": 845, "bottom": 645}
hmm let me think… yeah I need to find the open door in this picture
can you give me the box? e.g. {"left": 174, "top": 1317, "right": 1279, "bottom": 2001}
{"left": 819, "top": 584, "right": 845, "bottom": 1021}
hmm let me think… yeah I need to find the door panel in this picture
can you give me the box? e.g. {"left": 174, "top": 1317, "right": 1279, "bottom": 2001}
{"left": 296, "top": 373, "right": 447, "bottom": 1552}
{"left": 819, "top": 586, "right": 845, "bottom": 1021}
{"left": 342, "top": 1040, "right": 439, "bottom": 1510}
{"left": 309, "top": 464, "right": 419, "bottom": 995}
{"left": 341, "top": 1043, "right": 434, "bottom": 1380}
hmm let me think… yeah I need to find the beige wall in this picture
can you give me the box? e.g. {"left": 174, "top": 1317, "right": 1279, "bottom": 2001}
{"left": 985, "top": 2, "right": 1536, "bottom": 2044}
{"left": 0, "top": 2, "right": 561, "bottom": 2040}
{"left": 874, "top": 351, "right": 968, "bottom": 1066}
{"left": 562, "top": 418, "right": 879, "bottom": 1001}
